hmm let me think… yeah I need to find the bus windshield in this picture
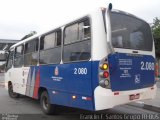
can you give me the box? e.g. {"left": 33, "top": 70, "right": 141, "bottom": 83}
{"left": 110, "top": 12, "right": 153, "bottom": 51}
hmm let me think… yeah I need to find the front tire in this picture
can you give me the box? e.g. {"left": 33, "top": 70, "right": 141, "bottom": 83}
{"left": 8, "top": 83, "right": 19, "bottom": 98}
{"left": 40, "top": 91, "right": 56, "bottom": 115}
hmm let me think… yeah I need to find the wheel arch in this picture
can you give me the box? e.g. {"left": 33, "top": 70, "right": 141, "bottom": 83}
{"left": 38, "top": 87, "right": 48, "bottom": 100}
{"left": 8, "top": 81, "right": 12, "bottom": 87}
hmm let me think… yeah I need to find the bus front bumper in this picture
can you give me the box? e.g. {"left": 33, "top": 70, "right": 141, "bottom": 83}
{"left": 94, "top": 84, "right": 157, "bottom": 110}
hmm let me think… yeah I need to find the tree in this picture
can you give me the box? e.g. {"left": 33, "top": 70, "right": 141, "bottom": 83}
{"left": 21, "top": 31, "right": 37, "bottom": 40}
{"left": 151, "top": 17, "right": 160, "bottom": 57}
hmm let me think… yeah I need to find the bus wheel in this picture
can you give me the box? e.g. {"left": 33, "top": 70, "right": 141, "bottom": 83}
{"left": 8, "top": 84, "right": 19, "bottom": 98}
{"left": 40, "top": 91, "right": 56, "bottom": 115}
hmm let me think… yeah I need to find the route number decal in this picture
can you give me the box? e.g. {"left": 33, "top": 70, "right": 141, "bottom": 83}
{"left": 141, "top": 62, "right": 154, "bottom": 71}
{"left": 74, "top": 68, "right": 87, "bottom": 75}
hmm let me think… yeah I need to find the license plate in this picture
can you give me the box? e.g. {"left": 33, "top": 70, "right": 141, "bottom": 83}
{"left": 129, "top": 93, "right": 140, "bottom": 100}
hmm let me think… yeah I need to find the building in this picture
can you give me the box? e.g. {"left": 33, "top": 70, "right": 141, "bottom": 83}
{"left": 0, "top": 39, "right": 20, "bottom": 72}
{"left": 0, "top": 39, "right": 20, "bottom": 51}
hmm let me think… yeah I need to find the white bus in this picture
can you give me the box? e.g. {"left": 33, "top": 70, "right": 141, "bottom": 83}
{"left": 5, "top": 4, "right": 157, "bottom": 114}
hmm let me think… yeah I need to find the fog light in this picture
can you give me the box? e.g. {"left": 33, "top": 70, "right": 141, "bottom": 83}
{"left": 99, "top": 79, "right": 106, "bottom": 88}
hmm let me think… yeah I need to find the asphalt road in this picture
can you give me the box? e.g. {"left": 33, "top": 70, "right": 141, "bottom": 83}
{"left": 0, "top": 74, "right": 160, "bottom": 119}
{"left": 0, "top": 85, "right": 159, "bottom": 120}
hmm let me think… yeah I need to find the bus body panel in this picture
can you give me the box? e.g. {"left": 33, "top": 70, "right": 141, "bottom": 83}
{"left": 25, "top": 66, "right": 39, "bottom": 98}
{"left": 12, "top": 67, "right": 25, "bottom": 95}
{"left": 5, "top": 67, "right": 27, "bottom": 95}
{"left": 21, "top": 61, "right": 94, "bottom": 110}
{"left": 94, "top": 84, "right": 157, "bottom": 110}
{"left": 90, "top": 9, "right": 108, "bottom": 61}
{"left": 38, "top": 61, "right": 94, "bottom": 110}
{"left": 91, "top": 61, "right": 99, "bottom": 92}
{"left": 48, "top": 89, "right": 94, "bottom": 110}
{"left": 39, "top": 62, "right": 92, "bottom": 95}
{"left": 108, "top": 53, "right": 155, "bottom": 91}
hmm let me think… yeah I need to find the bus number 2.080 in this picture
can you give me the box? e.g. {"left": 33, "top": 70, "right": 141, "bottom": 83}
{"left": 74, "top": 68, "right": 87, "bottom": 75}
{"left": 141, "top": 62, "right": 154, "bottom": 71}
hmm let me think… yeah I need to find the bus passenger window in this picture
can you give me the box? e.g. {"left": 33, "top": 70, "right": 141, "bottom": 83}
{"left": 63, "top": 18, "right": 91, "bottom": 63}
{"left": 64, "top": 23, "right": 79, "bottom": 44}
{"left": 40, "top": 33, "right": 56, "bottom": 50}
{"left": 14, "top": 45, "right": 24, "bottom": 67}
{"left": 39, "top": 29, "right": 61, "bottom": 64}
{"left": 79, "top": 20, "right": 91, "bottom": 40}
{"left": 24, "top": 38, "right": 39, "bottom": 66}
{"left": 25, "top": 39, "right": 38, "bottom": 54}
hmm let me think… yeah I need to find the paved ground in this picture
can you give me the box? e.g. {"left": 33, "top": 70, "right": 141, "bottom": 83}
{"left": 129, "top": 81, "right": 160, "bottom": 113}
{"left": 0, "top": 85, "right": 159, "bottom": 120}
{"left": 0, "top": 74, "right": 160, "bottom": 120}
{"left": 143, "top": 81, "right": 160, "bottom": 106}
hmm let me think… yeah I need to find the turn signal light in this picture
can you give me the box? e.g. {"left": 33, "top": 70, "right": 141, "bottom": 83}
{"left": 100, "top": 63, "right": 108, "bottom": 70}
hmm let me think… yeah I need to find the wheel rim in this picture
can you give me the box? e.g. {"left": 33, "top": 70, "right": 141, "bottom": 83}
{"left": 43, "top": 96, "right": 49, "bottom": 110}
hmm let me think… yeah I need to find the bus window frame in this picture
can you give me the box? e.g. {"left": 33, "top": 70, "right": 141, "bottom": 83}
{"left": 5, "top": 48, "right": 14, "bottom": 71}
{"left": 24, "top": 38, "right": 39, "bottom": 67}
{"left": 110, "top": 12, "right": 153, "bottom": 51}
{"left": 13, "top": 44, "right": 24, "bottom": 68}
{"left": 62, "top": 16, "right": 91, "bottom": 63}
{"left": 39, "top": 29, "right": 62, "bottom": 65}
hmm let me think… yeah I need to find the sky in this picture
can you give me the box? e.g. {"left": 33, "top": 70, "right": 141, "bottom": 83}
{"left": 0, "top": 0, "right": 160, "bottom": 40}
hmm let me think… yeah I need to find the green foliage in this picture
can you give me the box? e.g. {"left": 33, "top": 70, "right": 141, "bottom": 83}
{"left": 152, "top": 17, "right": 160, "bottom": 39}
{"left": 151, "top": 17, "right": 160, "bottom": 57}
{"left": 21, "top": 31, "right": 37, "bottom": 40}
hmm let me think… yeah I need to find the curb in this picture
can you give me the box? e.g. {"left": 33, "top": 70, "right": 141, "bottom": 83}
{"left": 143, "top": 104, "right": 160, "bottom": 113}
{"left": 128, "top": 102, "right": 144, "bottom": 108}
{"left": 128, "top": 102, "right": 160, "bottom": 113}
